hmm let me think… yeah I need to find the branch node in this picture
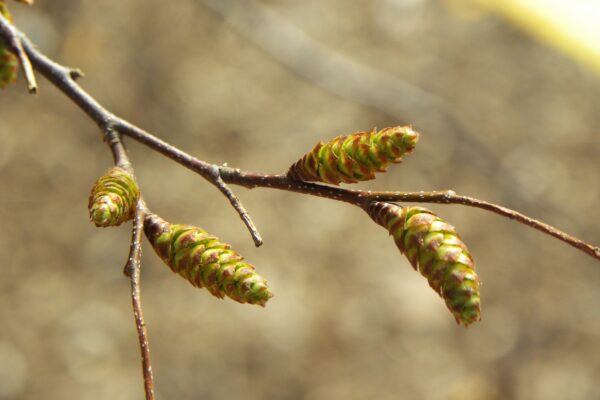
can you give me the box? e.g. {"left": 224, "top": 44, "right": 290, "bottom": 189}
{"left": 70, "top": 68, "right": 84, "bottom": 80}
{"left": 216, "top": 168, "right": 263, "bottom": 247}
{"left": 104, "top": 128, "right": 119, "bottom": 145}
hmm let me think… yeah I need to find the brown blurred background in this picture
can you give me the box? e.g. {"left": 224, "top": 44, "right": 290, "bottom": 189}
{"left": 1, "top": 1, "right": 599, "bottom": 399}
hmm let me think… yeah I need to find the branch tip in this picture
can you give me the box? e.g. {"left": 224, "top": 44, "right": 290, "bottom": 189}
{"left": 215, "top": 171, "right": 263, "bottom": 247}
{"left": 0, "top": 12, "right": 37, "bottom": 92}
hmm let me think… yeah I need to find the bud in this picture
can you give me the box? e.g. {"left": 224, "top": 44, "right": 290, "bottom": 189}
{"left": 368, "top": 201, "right": 481, "bottom": 326}
{"left": 288, "top": 126, "right": 418, "bottom": 185}
{"left": 0, "top": 2, "right": 18, "bottom": 88}
{"left": 88, "top": 167, "right": 140, "bottom": 227}
{"left": 144, "top": 213, "right": 273, "bottom": 306}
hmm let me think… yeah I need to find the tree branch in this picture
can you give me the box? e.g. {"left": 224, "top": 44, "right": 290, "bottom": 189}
{"left": 198, "top": 0, "right": 537, "bottom": 212}
{"left": 105, "top": 130, "right": 156, "bottom": 400}
{"left": 0, "top": 16, "right": 261, "bottom": 247}
{"left": 219, "top": 169, "right": 600, "bottom": 261}
{"left": 0, "top": 12, "right": 36, "bottom": 92}
{"left": 1, "top": 14, "right": 598, "bottom": 265}
{"left": 123, "top": 202, "right": 155, "bottom": 400}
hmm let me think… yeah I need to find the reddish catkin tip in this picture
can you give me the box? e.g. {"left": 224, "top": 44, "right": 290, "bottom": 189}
{"left": 288, "top": 126, "right": 419, "bottom": 185}
{"left": 367, "top": 201, "right": 481, "bottom": 326}
{"left": 88, "top": 167, "right": 140, "bottom": 227}
{"left": 144, "top": 213, "right": 273, "bottom": 306}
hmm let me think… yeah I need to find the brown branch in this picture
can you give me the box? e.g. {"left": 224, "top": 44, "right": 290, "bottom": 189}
{"left": 0, "top": 15, "right": 597, "bottom": 265}
{"left": 198, "top": 0, "right": 537, "bottom": 214}
{"left": 219, "top": 169, "right": 600, "bottom": 262}
{"left": 123, "top": 201, "right": 156, "bottom": 400}
{"left": 115, "top": 119, "right": 263, "bottom": 247}
{"left": 106, "top": 131, "right": 156, "bottom": 400}
{"left": 0, "top": 18, "right": 262, "bottom": 248}
{"left": 213, "top": 171, "right": 263, "bottom": 246}
{"left": 366, "top": 190, "right": 600, "bottom": 261}
{"left": 0, "top": 12, "right": 37, "bottom": 93}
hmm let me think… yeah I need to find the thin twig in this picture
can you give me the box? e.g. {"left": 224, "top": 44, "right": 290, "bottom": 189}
{"left": 366, "top": 190, "right": 600, "bottom": 261}
{"left": 123, "top": 201, "right": 156, "bottom": 400}
{"left": 0, "top": 15, "right": 597, "bottom": 264}
{"left": 105, "top": 129, "right": 132, "bottom": 171}
{"left": 213, "top": 170, "right": 263, "bottom": 246}
{"left": 0, "top": 12, "right": 37, "bottom": 93}
{"left": 219, "top": 169, "right": 600, "bottom": 262}
{"left": 106, "top": 131, "right": 156, "bottom": 400}
{"left": 0, "top": 18, "right": 262, "bottom": 247}
{"left": 198, "top": 0, "right": 534, "bottom": 211}
{"left": 115, "top": 120, "right": 263, "bottom": 246}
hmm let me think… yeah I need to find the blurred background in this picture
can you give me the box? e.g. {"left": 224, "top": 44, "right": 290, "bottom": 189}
{"left": 1, "top": 0, "right": 599, "bottom": 399}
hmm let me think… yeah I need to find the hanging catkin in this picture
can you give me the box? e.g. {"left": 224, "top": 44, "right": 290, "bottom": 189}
{"left": 88, "top": 167, "right": 140, "bottom": 227}
{"left": 367, "top": 201, "right": 481, "bottom": 325}
{"left": 144, "top": 213, "right": 273, "bottom": 306}
{"left": 288, "top": 126, "right": 418, "bottom": 185}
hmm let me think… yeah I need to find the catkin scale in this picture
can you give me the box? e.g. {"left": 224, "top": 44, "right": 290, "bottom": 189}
{"left": 88, "top": 167, "right": 140, "bottom": 227}
{"left": 144, "top": 213, "right": 273, "bottom": 306}
{"left": 368, "top": 201, "right": 481, "bottom": 326}
{"left": 0, "top": 2, "right": 18, "bottom": 88}
{"left": 288, "top": 126, "right": 419, "bottom": 185}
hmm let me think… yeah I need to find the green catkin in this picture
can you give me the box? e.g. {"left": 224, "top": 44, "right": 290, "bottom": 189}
{"left": 288, "top": 126, "right": 419, "bottom": 185}
{"left": 367, "top": 201, "right": 481, "bottom": 326}
{"left": 144, "top": 213, "right": 273, "bottom": 306}
{"left": 88, "top": 167, "right": 140, "bottom": 227}
{"left": 0, "top": 2, "right": 18, "bottom": 88}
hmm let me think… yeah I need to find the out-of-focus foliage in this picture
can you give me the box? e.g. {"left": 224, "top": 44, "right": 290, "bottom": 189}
{"left": 0, "top": 1, "right": 599, "bottom": 399}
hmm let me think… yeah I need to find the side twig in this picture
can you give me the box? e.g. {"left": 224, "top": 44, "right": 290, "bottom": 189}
{"left": 123, "top": 202, "right": 155, "bottom": 400}
{"left": 106, "top": 130, "right": 156, "bottom": 400}
{"left": 0, "top": 17, "right": 261, "bottom": 247}
{"left": 219, "top": 170, "right": 600, "bottom": 261}
{"left": 0, "top": 12, "right": 36, "bottom": 93}
{"left": 1, "top": 15, "right": 598, "bottom": 264}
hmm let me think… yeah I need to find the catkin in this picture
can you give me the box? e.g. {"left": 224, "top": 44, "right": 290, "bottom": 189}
{"left": 88, "top": 167, "right": 140, "bottom": 227}
{"left": 144, "top": 213, "right": 273, "bottom": 306}
{"left": 368, "top": 201, "right": 481, "bottom": 326}
{"left": 288, "top": 126, "right": 418, "bottom": 185}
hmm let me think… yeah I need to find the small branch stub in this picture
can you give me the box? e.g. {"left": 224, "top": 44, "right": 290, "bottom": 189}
{"left": 88, "top": 166, "right": 140, "bottom": 227}
{"left": 144, "top": 213, "right": 273, "bottom": 306}
{"left": 367, "top": 201, "right": 481, "bottom": 326}
{"left": 288, "top": 126, "right": 418, "bottom": 185}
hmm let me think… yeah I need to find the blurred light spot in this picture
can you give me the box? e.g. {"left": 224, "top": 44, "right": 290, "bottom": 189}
{"left": 467, "top": 306, "right": 519, "bottom": 361}
{"left": 502, "top": 146, "right": 569, "bottom": 200}
{"left": 61, "top": 302, "right": 123, "bottom": 383}
{"left": 0, "top": 342, "right": 28, "bottom": 399}
{"left": 374, "top": 0, "right": 429, "bottom": 39}
{"left": 446, "top": 373, "right": 498, "bottom": 400}
{"left": 13, "top": 8, "right": 59, "bottom": 55}
{"left": 517, "top": 360, "right": 593, "bottom": 400}
{"left": 0, "top": 123, "right": 15, "bottom": 169}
